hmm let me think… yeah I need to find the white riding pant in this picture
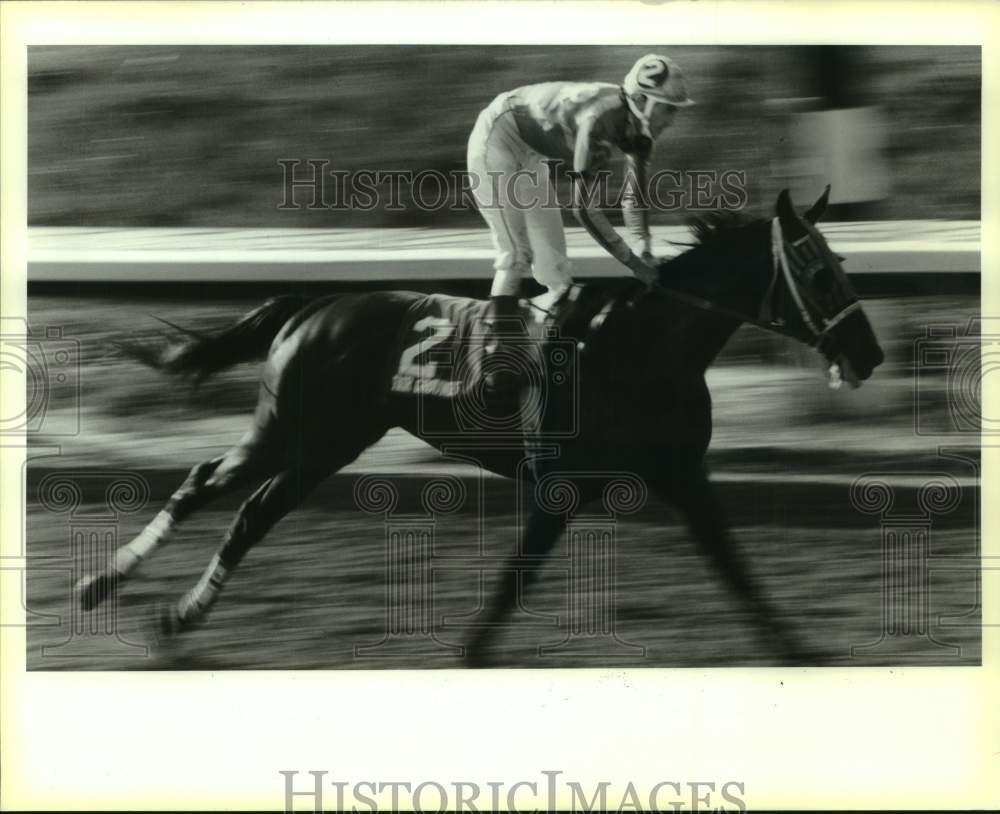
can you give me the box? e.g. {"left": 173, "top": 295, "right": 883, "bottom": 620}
{"left": 467, "top": 93, "right": 574, "bottom": 297}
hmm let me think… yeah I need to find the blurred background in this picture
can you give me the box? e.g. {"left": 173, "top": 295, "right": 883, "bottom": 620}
{"left": 28, "top": 45, "right": 980, "bottom": 226}
{"left": 22, "top": 46, "right": 983, "bottom": 669}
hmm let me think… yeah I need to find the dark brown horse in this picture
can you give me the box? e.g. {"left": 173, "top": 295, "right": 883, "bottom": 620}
{"left": 76, "top": 189, "right": 883, "bottom": 665}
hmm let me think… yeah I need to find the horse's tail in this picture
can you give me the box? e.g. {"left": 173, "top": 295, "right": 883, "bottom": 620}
{"left": 121, "top": 295, "right": 314, "bottom": 383}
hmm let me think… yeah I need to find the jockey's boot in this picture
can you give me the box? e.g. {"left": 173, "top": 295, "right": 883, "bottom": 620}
{"left": 482, "top": 294, "right": 528, "bottom": 393}
{"left": 549, "top": 284, "right": 577, "bottom": 322}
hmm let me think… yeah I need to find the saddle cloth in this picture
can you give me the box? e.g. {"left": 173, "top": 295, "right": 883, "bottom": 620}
{"left": 388, "top": 287, "right": 587, "bottom": 441}
{"left": 389, "top": 288, "right": 581, "bottom": 396}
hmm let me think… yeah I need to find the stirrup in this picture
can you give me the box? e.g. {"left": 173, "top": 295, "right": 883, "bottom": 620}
{"left": 538, "top": 284, "right": 583, "bottom": 334}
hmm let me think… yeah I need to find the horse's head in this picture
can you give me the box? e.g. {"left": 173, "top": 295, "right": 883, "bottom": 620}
{"left": 767, "top": 187, "right": 884, "bottom": 387}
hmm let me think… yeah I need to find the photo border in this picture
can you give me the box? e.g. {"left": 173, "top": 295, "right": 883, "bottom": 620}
{"left": 2, "top": 1, "right": 997, "bottom": 810}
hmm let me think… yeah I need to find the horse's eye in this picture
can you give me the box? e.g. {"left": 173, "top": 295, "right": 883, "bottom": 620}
{"left": 812, "top": 266, "right": 834, "bottom": 289}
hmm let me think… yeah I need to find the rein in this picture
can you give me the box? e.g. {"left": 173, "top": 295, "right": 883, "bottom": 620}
{"left": 639, "top": 223, "right": 788, "bottom": 337}
{"left": 644, "top": 277, "right": 784, "bottom": 336}
{"left": 584, "top": 274, "right": 785, "bottom": 354}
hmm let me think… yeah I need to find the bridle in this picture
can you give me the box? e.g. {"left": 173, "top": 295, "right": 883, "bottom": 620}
{"left": 763, "top": 216, "right": 862, "bottom": 347}
{"left": 637, "top": 217, "right": 860, "bottom": 349}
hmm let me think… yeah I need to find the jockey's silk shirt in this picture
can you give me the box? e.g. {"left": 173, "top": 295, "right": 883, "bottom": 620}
{"left": 500, "top": 81, "right": 654, "bottom": 258}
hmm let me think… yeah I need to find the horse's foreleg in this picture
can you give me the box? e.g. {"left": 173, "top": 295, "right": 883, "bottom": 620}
{"left": 465, "top": 505, "right": 567, "bottom": 667}
{"left": 656, "top": 467, "right": 812, "bottom": 664}
{"left": 159, "top": 465, "right": 328, "bottom": 634}
{"left": 76, "top": 443, "right": 263, "bottom": 611}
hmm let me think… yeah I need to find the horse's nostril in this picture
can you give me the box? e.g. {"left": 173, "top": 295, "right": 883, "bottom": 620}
{"left": 873, "top": 346, "right": 885, "bottom": 368}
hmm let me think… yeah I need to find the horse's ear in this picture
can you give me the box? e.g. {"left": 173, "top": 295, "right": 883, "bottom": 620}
{"left": 776, "top": 188, "right": 794, "bottom": 219}
{"left": 804, "top": 185, "right": 831, "bottom": 225}
{"left": 775, "top": 188, "right": 808, "bottom": 240}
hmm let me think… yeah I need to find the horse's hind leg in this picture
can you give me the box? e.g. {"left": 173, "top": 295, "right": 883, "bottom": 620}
{"left": 162, "top": 411, "right": 391, "bottom": 635}
{"left": 75, "top": 430, "right": 271, "bottom": 611}
{"left": 158, "top": 459, "right": 337, "bottom": 634}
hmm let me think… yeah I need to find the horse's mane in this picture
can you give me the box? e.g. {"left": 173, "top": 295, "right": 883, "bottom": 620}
{"left": 657, "top": 210, "right": 759, "bottom": 276}
{"left": 686, "top": 209, "right": 755, "bottom": 248}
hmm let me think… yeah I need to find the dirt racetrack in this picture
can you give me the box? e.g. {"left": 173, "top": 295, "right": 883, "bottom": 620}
{"left": 25, "top": 470, "right": 979, "bottom": 670}
{"left": 22, "top": 293, "right": 982, "bottom": 669}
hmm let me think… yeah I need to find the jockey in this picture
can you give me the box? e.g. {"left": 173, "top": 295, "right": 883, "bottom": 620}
{"left": 466, "top": 53, "right": 695, "bottom": 388}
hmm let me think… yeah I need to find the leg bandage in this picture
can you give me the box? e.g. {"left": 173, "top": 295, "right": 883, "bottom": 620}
{"left": 114, "top": 510, "right": 175, "bottom": 575}
{"left": 177, "top": 554, "right": 230, "bottom": 622}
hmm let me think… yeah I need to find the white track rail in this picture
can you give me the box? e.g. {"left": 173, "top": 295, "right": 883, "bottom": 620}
{"left": 28, "top": 221, "right": 979, "bottom": 282}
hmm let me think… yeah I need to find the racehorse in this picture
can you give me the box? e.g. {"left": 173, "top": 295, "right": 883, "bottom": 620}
{"left": 76, "top": 188, "right": 883, "bottom": 665}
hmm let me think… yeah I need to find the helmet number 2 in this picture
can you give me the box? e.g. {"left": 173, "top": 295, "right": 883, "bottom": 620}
{"left": 636, "top": 60, "right": 668, "bottom": 90}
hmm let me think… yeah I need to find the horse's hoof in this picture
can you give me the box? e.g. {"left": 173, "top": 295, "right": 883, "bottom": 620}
{"left": 777, "top": 636, "right": 825, "bottom": 666}
{"left": 156, "top": 602, "right": 186, "bottom": 638}
{"left": 463, "top": 642, "right": 495, "bottom": 669}
{"left": 156, "top": 599, "right": 209, "bottom": 639}
{"left": 75, "top": 571, "right": 118, "bottom": 611}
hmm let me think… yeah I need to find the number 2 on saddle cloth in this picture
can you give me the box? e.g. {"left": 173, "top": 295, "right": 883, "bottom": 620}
{"left": 388, "top": 290, "right": 599, "bottom": 449}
